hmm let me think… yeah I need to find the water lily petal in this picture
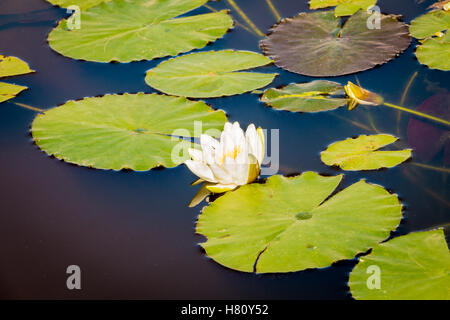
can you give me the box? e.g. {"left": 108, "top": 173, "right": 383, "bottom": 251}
{"left": 185, "top": 160, "right": 217, "bottom": 183}
{"left": 246, "top": 153, "right": 260, "bottom": 183}
{"left": 188, "top": 148, "right": 203, "bottom": 162}
{"left": 256, "top": 127, "right": 265, "bottom": 165}
{"left": 200, "top": 134, "right": 220, "bottom": 151}
{"left": 209, "top": 163, "right": 234, "bottom": 185}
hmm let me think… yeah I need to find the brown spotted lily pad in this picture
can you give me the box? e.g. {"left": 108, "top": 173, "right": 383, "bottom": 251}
{"left": 407, "top": 92, "right": 450, "bottom": 164}
{"left": 260, "top": 10, "right": 411, "bottom": 77}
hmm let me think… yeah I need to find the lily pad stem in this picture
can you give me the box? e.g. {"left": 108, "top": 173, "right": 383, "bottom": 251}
{"left": 384, "top": 102, "right": 450, "bottom": 127}
{"left": 225, "top": 0, "right": 265, "bottom": 37}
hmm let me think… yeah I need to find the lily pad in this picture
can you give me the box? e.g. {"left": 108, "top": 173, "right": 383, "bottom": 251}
{"left": 46, "top": 0, "right": 110, "bottom": 10}
{"left": 410, "top": 10, "right": 450, "bottom": 71}
{"left": 410, "top": 9, "right": 450, "bottom": 39}
{"left": 415, "top": 35, "right": 450, "bottom": 71}
{"left": 0, "top": 82, "right": 28, "bottom": 103}
{"left": 321, "top": 134, "right": 412, "bottom": 171}
{"left": 349, "top": 229, "right": 450, "bottom": 300}
{"left": 260, "top": 80, "right": 346, "bottom": 113}
{"left": 309, "top": 0, "right": 377, "bottom": 17}
{"left": 48, "top": 0, "right": 233, "bottom": 62}
{"left": 145, "top": 50, "right": 277, "bottom": 98}
{"left": 0, "top": 55, "right": 34, "bottom": 78}
{"left": 31, "top": 93, "right": 227, "bottom": 171}
{"left": 260, "top": 10, "right": 410, "bottom": 77}
{"left": 0, "top": 55, "right": 34, "bottom": 103}
{"left": 197, "top": 172, "right": 402, "bottom": 273}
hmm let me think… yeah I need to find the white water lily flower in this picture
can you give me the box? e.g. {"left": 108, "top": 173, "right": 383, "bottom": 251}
{"left": 185, "top": 122, "right": 264, "bottom": 205}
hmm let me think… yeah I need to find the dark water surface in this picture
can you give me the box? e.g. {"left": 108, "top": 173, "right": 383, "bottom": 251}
{"left": 0, "top": 0, "right": 448, "bottom": 299}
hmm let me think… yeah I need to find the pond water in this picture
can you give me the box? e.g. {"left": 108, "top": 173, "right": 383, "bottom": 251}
{"left": 0, "top": 0, "right": 448, "bottom": 299}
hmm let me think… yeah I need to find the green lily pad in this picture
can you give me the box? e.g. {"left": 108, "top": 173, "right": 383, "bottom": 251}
{"left": 410, "top": 10, "right": 450, "bottom": 71}
{"left": 260, "top": 10, "right": 410, "bottom": 77}
{"left": 0, "top": 82, "right": 28, "bottom": 103}
{"left": 349, "top": 229, "right": 450, "bottom": 300}
{"left": 48, "top": 0, "right": 233, "bottom": 62}
{"left": 416, "top": 36, "right": 450, "bottom": 71}
{"left": 197, "top": 172, "right": 402, "bottom": 273}
{"left": 410, "top": 10, "right": 450, "bottom": 39}
{"left": 310, "top": 0, "right": 377, "bottom": 17}
{"left": 31, "top": 93, "right": 227, "bottom": 171}
{"left": 321, "top": 134, "right": 412, "bottom": 171}
{"left": 46, "top": 0, "right": 110, "bottom": 10}
{"left": 0, "top": 55, "right": 34, "bottom": 103}
{"left": 145, "top": 50, "right": 277, "bottom": 98}
{"left": 260, "top": 80, "right": 346, "bottom": 113}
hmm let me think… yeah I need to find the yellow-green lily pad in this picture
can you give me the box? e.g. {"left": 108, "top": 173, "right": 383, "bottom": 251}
{"left": 197, "top": 172, "right": 402, "bottom": 273}
{"left": 309, "top": 0, "right": 377, "bottom": 17}
{"left": 0, "top": 55, "right": 34, "bottom": 103}
{"left": 145, "top": 50, "right": 277, "bottom": 98}
{"left": 349, "top": 229, "right": 450, "bottom": 300}
{"left": 321, "top": 134, "right": 412, "bottom": 171}
{"left": 410, "top": 10, "right": 450, "bottom": 71}
{"left": 46, "top": 0, "right": 110, "bottom": 10}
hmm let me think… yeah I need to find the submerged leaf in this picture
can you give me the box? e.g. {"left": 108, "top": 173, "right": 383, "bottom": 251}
{"left": 410, "top": 10, "right": 450, "bottom": 70}
{"left": 260, "top": 10, "right": 410, "bottom": 77}
{"left": 321, "top": 134, "right": 412, "bottom": 171}
{"left": 46, "top": 0, "right": 110, "bottom": 10}
{"left": 407, "top": 92, "right": 450, "bottom": 163}
{"left": 197, "top": 172, "right": 402, "bottom": 273}
{"left": 48, "top": 0, "right": 233, "bottom": 62}
{"left": 145, "top": 50, "right": 277, "bottom": 98}
{"left": 349, "top": 229, "right": 450, "bottom": 300}
{"left": 309, "top": 0, "right": 377, "bottom": 17}
{"left": 31, "top": 93, "right": 227, "bottom": 171}
{"left": 260, "top": 80, "right": 347, "bottom": 113}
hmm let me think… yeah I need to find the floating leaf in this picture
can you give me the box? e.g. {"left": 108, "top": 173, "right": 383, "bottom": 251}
{"left": 349, "top": 229, "right": 450, "bottom": 300}
{"left": 0, "top": 55, "right": 34, "bottom": 78}
{"left": 46, "top": 0, "right": 110, "bottom": 10}
{"left": 407, "top": 92, "right": 450, "bottom": 163}
{"left": 197, "top": 172, "right": 402, "bottom": 273}
{"left": 410, "top": 10, "right": 450, "bottom": 71}
{"left": 31, "top": 93, "right": 227, "bottom": 171}
{"left": 0, "top": 55, "right": 34, "bottom": 103}
{"left": 0, "top": 82, "right": 28, "bottom": 103}
{"left": 260, "top": 10, "right": 410, "bottom": 77}
{"left": 410, "top": 9, "right": 450, "bottom": 39}
{"left": 260, "top": 80, "right": 347, "bottom": 113}
{"left": 309, "top": 0, "right": 377, "bottom": 17}
{"left": 48, "top": 0, "right": 233, "bottom": 62}
{"left": 145, "top": 50, "right": 277, "bottom": 98}
{"left": 415, "top": 35, "right": 450, "bottom": 71}
{"left": 321, "top": 134, "right": 412, "bottom": 171}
